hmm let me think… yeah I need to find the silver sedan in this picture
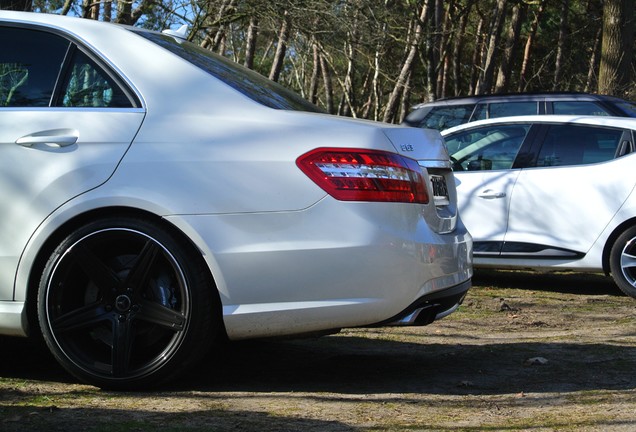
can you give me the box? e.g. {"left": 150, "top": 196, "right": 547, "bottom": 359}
{"left": 0, "top": 11, "right": 472, "bottom": 389}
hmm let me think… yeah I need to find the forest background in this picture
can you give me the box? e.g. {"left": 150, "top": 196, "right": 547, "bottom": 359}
{"left": 1, "top": 0, "right": 635, "bottom": 124}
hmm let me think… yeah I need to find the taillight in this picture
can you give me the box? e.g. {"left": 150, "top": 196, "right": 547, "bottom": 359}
{"left": 296, "top": 148, "right": 429, "bottom": 204}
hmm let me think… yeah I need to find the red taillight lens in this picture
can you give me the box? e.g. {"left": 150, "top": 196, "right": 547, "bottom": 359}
{"left": 297, "top": 148, "right": 429, "bottom": 204}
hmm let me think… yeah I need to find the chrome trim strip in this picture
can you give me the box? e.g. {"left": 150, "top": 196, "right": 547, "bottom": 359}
{"left": 418, "top": 160, "right": 452, "bottom": 169}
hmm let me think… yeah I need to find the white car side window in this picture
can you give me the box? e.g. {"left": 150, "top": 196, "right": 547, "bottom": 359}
{"left": 536, "top": 124, "right": 624, "bottom": 167}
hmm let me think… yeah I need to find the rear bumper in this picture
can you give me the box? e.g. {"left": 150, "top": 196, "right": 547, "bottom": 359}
{"left": 378, "top": 279, "right": 471, "bottom": 326}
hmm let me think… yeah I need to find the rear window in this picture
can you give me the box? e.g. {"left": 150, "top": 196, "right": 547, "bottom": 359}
{"left": 132, "top": 30, "right": 322, "bottom": 113}
{"left": 552, "top": 101, "right": 610, "bottom": 116}
{"left": 614, "top": 101, "right": 636, "bottom": 117}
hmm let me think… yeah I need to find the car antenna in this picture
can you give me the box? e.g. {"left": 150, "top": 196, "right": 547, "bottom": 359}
{"left": 162, "top": 24, "right": 189, "bottom": 40}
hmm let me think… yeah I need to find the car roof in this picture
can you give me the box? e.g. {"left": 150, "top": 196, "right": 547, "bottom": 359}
{"left": 0, "top": 10, "right": 278, "bottom": 115}
{"left": 440, "top": 115, "right": 636, "bottom": 136}
{"left": 0, "top": 10, "right": 127, "bottom": 36}
{"left": 410, "top": 92, "right": 624, "bottom": 109}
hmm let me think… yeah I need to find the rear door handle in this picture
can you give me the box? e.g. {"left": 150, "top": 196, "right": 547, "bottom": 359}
{"left": 477, "top": 189, "right": 506, "bottom": 199}
{"left": 16, "top": 128, "right": 79, "bottom": 148}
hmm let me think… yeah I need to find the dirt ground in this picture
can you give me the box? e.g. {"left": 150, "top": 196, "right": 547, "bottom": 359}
{"left": 1, "top": 269, "right": 636, "bottom": 431}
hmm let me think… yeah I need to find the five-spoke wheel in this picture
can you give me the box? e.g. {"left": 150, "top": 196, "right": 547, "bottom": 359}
{"left": 38, "top": 217, "right": 217, "bottom": 389}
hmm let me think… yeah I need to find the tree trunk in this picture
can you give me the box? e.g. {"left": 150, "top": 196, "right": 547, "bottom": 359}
{"left": 319, "top": 53, "right": 334, "bottom": 114}
{"left": 398, "top": 69, "right": 412, "bottom": 123}
{"left": 115, "top": 0, "right": 132, "bottom": 24}
{"left": 468, "top": 17, "right": 484, "bottom": 95}
{"left": 430, "top": 0, "right": 444, "bottom": 98}
{"left": 269, "top": 11, "right": 290, "bottom": 83}
{"left": 585, "top": 26, "right": 603, "bottom": 93}
{"left": 370, "top": 2, "right": 389, "bottom": 121}
{"left": 552, "top": 0, "right": 570, "bottom": 91}
{"left": 309, "top": 42, "right": 320, "bottom": 105}
{"left": 517, "top": 0, "right": 545, "bottom": 92}
{"left": 451, "top": 5, "right": 471, "bottom": 96}
{"left": 435, "top": 1, "right": 452, "bottom": 99}
{"left": 383, "top": 1, "right": 430, "bottom": 123}
{"left": 476, "top": 0, "right": 507, "bottom": 94}
{"left": 243, "top": 16, "right": 258, "bottom": 69}
{"left": 83, "top": 0, "right": 100, "bottom": 20}
{"left": 598, "top": 0, "right": 635, "bottom": 96}
{"left": 338, "top": 40, "right": 356, "bottom": 117}
{"left": 494, "top": 2, "right": 524, "bottom": 93}
{"left": 102, "top": 1, "right": 112, "bottom": 22}
{"left": 60, "top": 0, "right": 73, "bottom": 15}
{"left": 338, "top": 3, "right": 361, "bottom": 118}
{"left": 371, "top": 45, "right": 382, "bottom": 121}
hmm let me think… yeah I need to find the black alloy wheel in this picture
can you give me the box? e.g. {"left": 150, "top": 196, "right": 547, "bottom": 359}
{"left": 37, "top": 217, "right": 217, "bottom": 389}
{"left": 609, "top": 225, "right": 636, "bottom": 299}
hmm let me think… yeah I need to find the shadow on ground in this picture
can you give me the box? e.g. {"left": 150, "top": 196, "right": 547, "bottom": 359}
{"left": 473, "top": 268, "right": 622, "bottom": 296}
{"left": 2, "top": 332, "right": 634, "bottom": 397}
{"left": 183, "top": 335, "right": 636, "bottom": 395}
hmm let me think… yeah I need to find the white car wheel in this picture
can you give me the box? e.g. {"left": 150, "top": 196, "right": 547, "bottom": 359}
{"left": 610, "top": 226, "right": 636, "bottom": 299}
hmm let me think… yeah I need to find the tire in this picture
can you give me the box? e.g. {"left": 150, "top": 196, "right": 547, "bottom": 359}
{"left": 37, "top": 217, "right": 218, "bottom": 390}
{"left": 609, "top": 225, "right": 636, "bottom": 299}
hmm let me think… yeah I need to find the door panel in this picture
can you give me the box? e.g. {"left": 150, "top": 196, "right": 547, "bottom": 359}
{"left": 445, "top": 123, "right": 531, "bottom": 254}
{"left": 455, "top": 170, "right": 520, "bottom": 252}
{"left": 0, "top": 110, "right": 144, "bottom": 300}
{"left": 505, "top": 124, "right": 632, "bottom": 255}
{"left": 0, "top": 24, "right": 144, "bottom": 300}
{"left": 506, "top": 158, "right": 634, "bottom": 254}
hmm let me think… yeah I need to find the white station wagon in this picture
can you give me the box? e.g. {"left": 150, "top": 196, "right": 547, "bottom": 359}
{"left": 0, "top": 12, "right": 472, "bottom": 389}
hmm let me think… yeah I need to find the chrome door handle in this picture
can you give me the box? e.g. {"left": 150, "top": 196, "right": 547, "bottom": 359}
{"left": 16, "top": 129, "right": 79, "bottom": 147}
{"left": 478, "top": 189, "right": 506, "bottom": 199}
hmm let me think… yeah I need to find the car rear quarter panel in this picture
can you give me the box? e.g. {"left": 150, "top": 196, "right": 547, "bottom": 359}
{"left": 110, "top": 111, "right": 416, "bottom": 214}
{"left": 164, "top": 198, "right": 472, "bottom": 339}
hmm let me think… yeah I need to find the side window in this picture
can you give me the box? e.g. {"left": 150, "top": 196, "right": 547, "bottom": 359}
{"left": 0, "top": 26, "right": 69, "bottom": 107}
{"left": 420, "top": 104, "right": 474, "bottom": 130}
{"left": 59, "top": 50, "right": 132, "bottom": 108}
{"left": 536, "top": 124, "right": 623, "bottom": 167}
{"left": 473, "top": 102, "right": 537, "bottom": 120}
{"left": 445, "top": 124, "right": 530, "bottom": 171}
{"left": 552, "top": 101, "right": 611, "bottom": 116}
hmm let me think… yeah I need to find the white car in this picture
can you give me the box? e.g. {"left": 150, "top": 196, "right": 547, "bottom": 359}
{"left": 442, "top": 115, "right": 636, "bottom": 297}
{"left": 0, "top": 11, "right": 472, "bottom": 389}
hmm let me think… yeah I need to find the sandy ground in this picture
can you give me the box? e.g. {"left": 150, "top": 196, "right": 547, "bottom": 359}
{"left": 1, "top": 269, "right": 636, "bottom": 431}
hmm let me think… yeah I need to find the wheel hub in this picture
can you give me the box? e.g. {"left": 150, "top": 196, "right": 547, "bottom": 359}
{"left": 115, "top": 294, "right": 132, "bottom": 312}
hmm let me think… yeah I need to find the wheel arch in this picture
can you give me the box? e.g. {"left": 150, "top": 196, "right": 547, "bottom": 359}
{"left": 602, "top": 217, "right": 636, "bottom": 275}
{"left": 23, "top": 206, "right": 225, "bottom": 339}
